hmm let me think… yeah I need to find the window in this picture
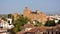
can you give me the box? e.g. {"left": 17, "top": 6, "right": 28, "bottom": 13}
{"left": 8, "top": 21, "right": 11, "bottom": 25}
{"left": 8, "top": 21, "right": 10, "bottom": 24}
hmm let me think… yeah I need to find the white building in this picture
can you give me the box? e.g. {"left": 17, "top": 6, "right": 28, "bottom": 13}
{"left": 0, "top": 18, "right": 14, "bottom": 34}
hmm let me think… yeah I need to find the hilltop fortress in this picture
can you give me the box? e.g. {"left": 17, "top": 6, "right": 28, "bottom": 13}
{"left": 23, "top": 7, "right": 47, "bottom": 24}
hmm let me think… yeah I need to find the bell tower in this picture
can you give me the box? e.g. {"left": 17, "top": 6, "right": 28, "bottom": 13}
{"left": 23, "top": 6, "right": 30, "bottom": 17}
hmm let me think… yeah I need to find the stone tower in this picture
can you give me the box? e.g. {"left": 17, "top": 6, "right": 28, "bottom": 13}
{"left": 23, "top": 6, "right": 30, "bottom": 17}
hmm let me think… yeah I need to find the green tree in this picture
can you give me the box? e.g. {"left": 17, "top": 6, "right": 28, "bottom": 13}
{"left": 12, "top": 16, "right": 30, "bottom": 34}
{"left": 44, "top": 20, "right": 56, "bottom": 27}
{"left": 37, "top": 22, "right": 42, "bottom": 26}
{"left": 8, "top": 14, "right": 13, "bottom": 18}
{"left": 1, "top": 16, "right": 7, "bottom": 21}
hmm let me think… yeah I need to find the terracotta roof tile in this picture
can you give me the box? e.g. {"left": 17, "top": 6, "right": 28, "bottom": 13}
{"left": 24, "top": 22, "right": 34, "bottom": 28}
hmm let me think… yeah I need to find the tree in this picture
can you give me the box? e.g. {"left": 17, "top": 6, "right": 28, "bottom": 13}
{"left": 1, "top": 16, "right": 7, "bottom": 21}
{"left": 8, "top": 14, "right": 13, "bottom": 18}
{"left": 12, "top": 16, "right": 30, "bottom": 34}
{"left": 37, "top": 22, "right": 42, "bottom": 26}
{"left": 44, "top": 20, "right": 56, "bottom": 27}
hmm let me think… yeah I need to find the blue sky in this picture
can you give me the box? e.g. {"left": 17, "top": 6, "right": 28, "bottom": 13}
{"left": 0, "top": 0, "right": 60, "bottom": 14}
